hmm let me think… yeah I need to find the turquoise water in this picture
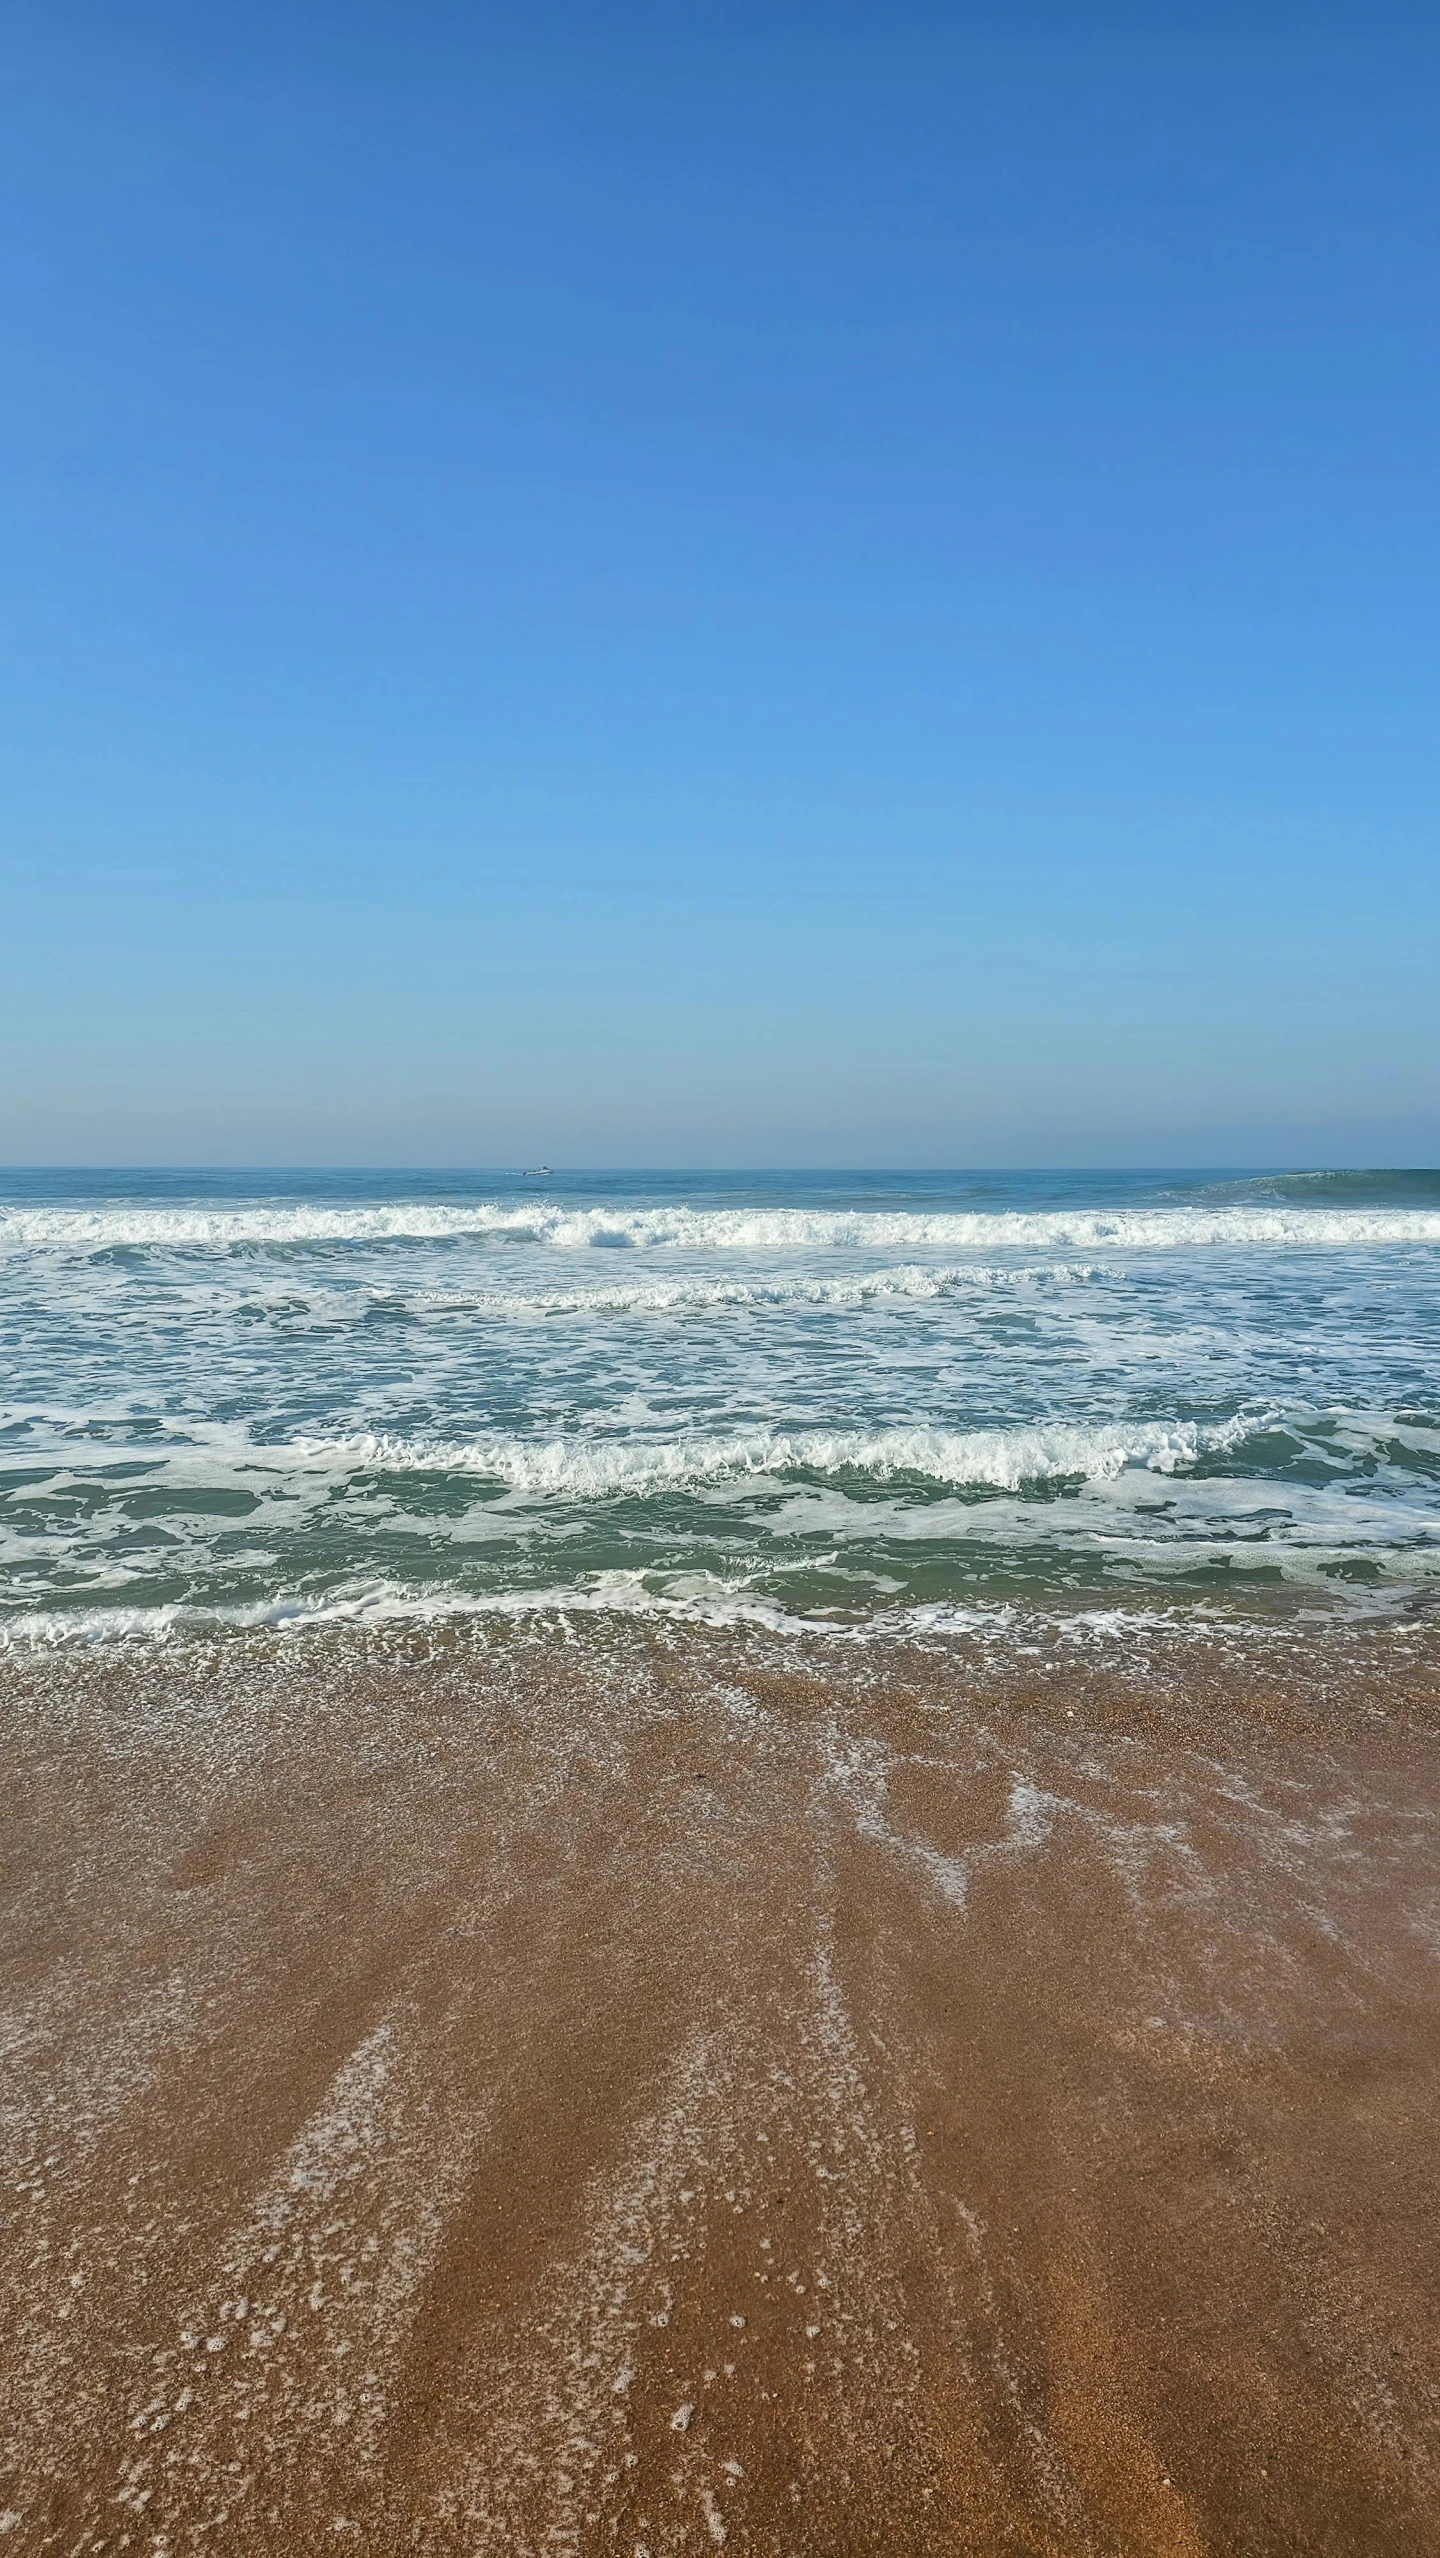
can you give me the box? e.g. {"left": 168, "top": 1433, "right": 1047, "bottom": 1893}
{"left": 2, "top": 1167, "right": 1439, "bottom": 1639}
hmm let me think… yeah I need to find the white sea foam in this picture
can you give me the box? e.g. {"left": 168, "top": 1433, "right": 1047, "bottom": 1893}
{"left": 3, "top": 1174, "right": 1436, "bottom": 1635}
{"left": 3, "top": 1557, "right": 1431, "bottom": 1653}
{"left": 400, "top": 1260, "right": 1105, "bottom": 1317}
{"left": 4, "top": 1201, "right": 1440, "bottom": 1257}
{"left": 297, "top": 1411, "right": 1266, "bottom": 1498}
{"left": 9, "top": 1403, "right": 1438, "bottom": 1508}
{"left": 0, "top": 1577, "right": 815, "bottom": 1649}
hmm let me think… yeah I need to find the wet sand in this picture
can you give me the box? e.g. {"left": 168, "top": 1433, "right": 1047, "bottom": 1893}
{"left": 1, "top": 1611, "right": 1438, "bottom": 2554}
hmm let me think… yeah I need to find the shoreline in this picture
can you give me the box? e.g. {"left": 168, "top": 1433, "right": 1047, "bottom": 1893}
{"left": 2, "top": 1614, "right": 1438, "bottom": 2550}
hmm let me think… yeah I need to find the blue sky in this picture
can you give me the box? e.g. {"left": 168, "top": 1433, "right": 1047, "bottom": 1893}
{"left": 2, "top": 0, "right": 1437, "bottom": 1165}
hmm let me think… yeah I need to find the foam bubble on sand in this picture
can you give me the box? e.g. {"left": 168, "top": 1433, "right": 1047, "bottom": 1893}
{"left": 822, "top": 1733, "right": 974, "bottom": 1909}
{"left": 429, "top": 1912, "right": 992, "bottom": 2551}
{"left": 433, "top": 2023, "right": 731, "bottom": 2548}
{"left": 821, "top": 1729, "right": 1213, "bottom": 1934}
{"left": 0, "top": 1972, "right": 210, "bottom": 2506}
{"left": 105, "top": 2013, "right": 490, "bottom": 2543}
{"left": 4, "top": 1614, "right": 1435, "bottom": 2542}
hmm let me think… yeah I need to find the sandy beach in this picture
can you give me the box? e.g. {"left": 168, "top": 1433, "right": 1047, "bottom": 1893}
{"left": 0, "top": 1611, "right": 1437, "bottom": 2553}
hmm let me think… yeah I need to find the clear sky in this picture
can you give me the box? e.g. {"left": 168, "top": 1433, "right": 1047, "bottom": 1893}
{"left": 2, "top": 0, "right": 1437, "bottom": 1166}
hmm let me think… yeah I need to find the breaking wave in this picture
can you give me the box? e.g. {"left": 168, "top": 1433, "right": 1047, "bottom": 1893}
{"left": 401, "top": 1261, "right": 1105, "bottom": 1317}
{"left": 3, "top": 1201, "right": 1440, "bottom": 1258}
{"left": 298, "top": 1412, "right": 1267, "bottom": 1498}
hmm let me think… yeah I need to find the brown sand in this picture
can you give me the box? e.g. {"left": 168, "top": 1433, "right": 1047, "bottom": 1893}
{"left": 1, "top": 1610, "right": 1438, "bottom": 2554}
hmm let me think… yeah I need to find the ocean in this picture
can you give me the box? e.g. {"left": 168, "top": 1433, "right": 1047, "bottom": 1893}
{"left": 6, "top": 1173, "right": 1440, "bottom": 2546}
{"left": 3, "top": 1163, "right": 1438, "bottom": 1644}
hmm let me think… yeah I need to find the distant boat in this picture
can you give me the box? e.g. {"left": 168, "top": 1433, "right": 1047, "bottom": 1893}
{"left": 522, "top": 1166, "right": 551, "bottom": 1178}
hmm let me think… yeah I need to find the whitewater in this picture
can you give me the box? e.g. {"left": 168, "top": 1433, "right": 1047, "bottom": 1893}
{"left": 2, "top": 1165, "right": 1437, "bottom": 1641}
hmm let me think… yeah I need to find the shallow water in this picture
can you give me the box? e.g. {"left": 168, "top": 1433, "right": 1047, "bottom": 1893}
{"left": 1, "top": 1610, "right": 1437, "bottom": 2550}
{"left": 2, "top": 1165, "right": 1438, "bottom": 1640}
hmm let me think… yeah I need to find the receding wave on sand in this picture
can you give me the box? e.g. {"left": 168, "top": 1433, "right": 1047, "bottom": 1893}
{"left": 1, "top": 1610, "right": 1437, "bottom": 2552}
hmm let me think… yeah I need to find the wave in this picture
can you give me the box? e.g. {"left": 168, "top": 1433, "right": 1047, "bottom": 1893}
{"left": 1198, "top": 1168, "right": 1440, "bottom": 1207}
{"left": 9, "top": 1402, "right": 1438, "bottom": 1503}
{"left": 0, "top": 1575, "right": 815, "bottom": 1649}
{"left": 297, "top": 1413, "right": 1267, "bottom": 1498}
{"left": 0, "top": 1411, "right": 1256, "bottom": 1498}
{"left": 400, "top": 1260, "right": 1105, "bottom": 1317}
{"left": 4, "top": 1201, "right": 1440, "bottom": 1258}
{"left": 12, "top": 1405, "right": 1439, "bottom": 1501}
{"left": 2, "top": 1569, "right": 1429, "bottom": 1654}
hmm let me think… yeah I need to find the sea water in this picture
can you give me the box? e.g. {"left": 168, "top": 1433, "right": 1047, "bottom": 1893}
{"left": 2, "top": 1166, "right": 1438, "bottom": 1641}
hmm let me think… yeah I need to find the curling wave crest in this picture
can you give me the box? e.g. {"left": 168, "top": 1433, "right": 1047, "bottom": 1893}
{"left": 303, "top": 1413, "right": 1265, "bottom": 1497}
